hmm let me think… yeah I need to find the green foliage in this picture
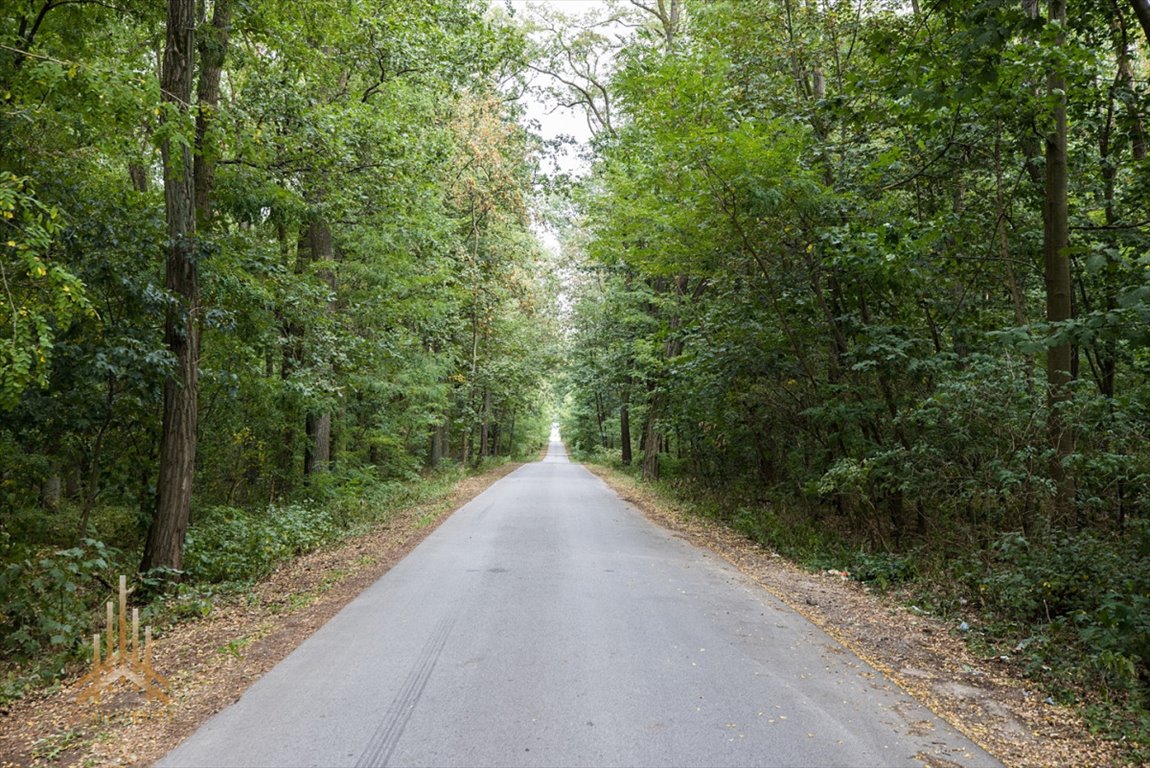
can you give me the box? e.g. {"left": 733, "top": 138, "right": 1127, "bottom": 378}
{"left": 731, "top": 505, "right": 854, "bottom": 571}
{"left": 949, "top": 525, "right": 1150, "bottom": 683}
{"left": 850, "top": 550, "right": 920, "bottom": 590}
{"left": 183, "top": 504, "right": 338, "bottom": 585}
{"left": 0, "top": 538, "right": 119, "bottom": 666}
{"left": 917, "top": 524, "right": 1150, "bottom": 753}
{"left": 0, "top": 0, "right": 555, "bottom": 705}
{"left": 555, "top": 0, "right": 1150, "bottom": 754}
{"left": 0, "top": 173, "right": 90, "bottom": 409}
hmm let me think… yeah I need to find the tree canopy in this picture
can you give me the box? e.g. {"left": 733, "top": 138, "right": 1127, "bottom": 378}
{"left": 1, "top": 0, "right": 558, "bottom": 680}
{"left": 550, "top": 0, "right": 1150, "bottom": 749}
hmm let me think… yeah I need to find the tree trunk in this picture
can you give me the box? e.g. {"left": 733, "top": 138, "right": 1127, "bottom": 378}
{"left": 620, "top": 398, "right": 632, "bottom": 466}
{"left": 40, "top": 473, "right": 60, "bottom": 511}
{"left": 142, "top": 0, "right": 199, "bottom": 574}
{"left": 1044, "top": 0, "right": 1075, "bottom": 525}
{"left": 193, "top": 0, "right": 231, "bottom": 228}
{"left": 277, "top": 223, "right": 301, "bottom": 488}
{"left": 1129, "top": 0, "right": 1150, "bottom": 45}
{"left": 302, "top": 216, "right": 334, "bottom": 476}
{"left": 428, "top": 423, "right": 444, "bottom": 467}
{"left": 128, "top": 162, "right": 149, "bottom": 193}
{"left": 641, "top": 401, "right": 662, "bottom": 482}
{"left": 479, "top": 389, "right": 492, "bottom": 458}
{"left": 304, "top": 412, "right": 331, "bottom": 475}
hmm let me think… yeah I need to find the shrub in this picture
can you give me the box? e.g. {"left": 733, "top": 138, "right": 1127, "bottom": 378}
{"left": 0, "top": 538, "right": 120, "bottom": 666}
{"left": 182, "top": 504, "right": 338, "bottom": 585}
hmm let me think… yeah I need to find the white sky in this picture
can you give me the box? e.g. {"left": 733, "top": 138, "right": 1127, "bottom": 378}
{"left": 505, "top": 0, "right": 612, "bottom": 176}
{"left": 495, "top": 0, "right": 614, "bottom": 270}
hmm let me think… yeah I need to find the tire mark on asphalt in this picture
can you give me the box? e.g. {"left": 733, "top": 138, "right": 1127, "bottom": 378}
{"left": 355, "top": 609, "right": 459, "bottom": 767}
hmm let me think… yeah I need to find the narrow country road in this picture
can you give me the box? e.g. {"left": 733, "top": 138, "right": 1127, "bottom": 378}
{"left": 159, "top": 437, "right": 1000, "bottom": 768}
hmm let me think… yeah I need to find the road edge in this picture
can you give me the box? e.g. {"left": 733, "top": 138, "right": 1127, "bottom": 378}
{"left": 0, "top": 460, "right": 527, "bottom": 768}
{"left": 582, "top": 461, "right": 1123, "bottom": 768}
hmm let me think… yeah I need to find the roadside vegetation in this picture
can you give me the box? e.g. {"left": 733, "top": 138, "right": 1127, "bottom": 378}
{"left": 0, "top": 0, "right": 555, "bottom": 706}
{"left": 0, "top": 453, "right": 548, "bottom": 705}
{"left": 552, "top": 0, "right": 1150, "bottom": 760}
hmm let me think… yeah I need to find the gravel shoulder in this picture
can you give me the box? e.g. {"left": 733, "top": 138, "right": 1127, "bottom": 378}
{"left": 0, "top": 462, "right": 524, "bottom": 768}
{"left": 582, "top": 463, "right": 1121, "bottom": 768}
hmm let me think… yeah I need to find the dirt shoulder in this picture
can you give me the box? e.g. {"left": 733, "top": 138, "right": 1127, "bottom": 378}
{"left": 583, "top": 464, "right": 1122, "bottom": 768}
{"left": 0, "top": 462, "right": 523, "bottom": 768}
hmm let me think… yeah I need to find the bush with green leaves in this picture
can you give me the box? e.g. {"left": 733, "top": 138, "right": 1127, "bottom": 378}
{"left": 182, "top": 504, "right": 339, "bottom": 585}
{"left": 0, "top": 537, "right": 120, "bottom": 666}
{"left": 947, "top": 523, "right": 1150, "bottom": 691}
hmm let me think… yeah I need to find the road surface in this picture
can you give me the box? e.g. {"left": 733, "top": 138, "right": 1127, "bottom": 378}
{"left": 160, "top": 436, "right": 999, "bottom": 767}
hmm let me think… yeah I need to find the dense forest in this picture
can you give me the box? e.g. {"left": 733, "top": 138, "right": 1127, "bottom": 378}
{"left": 554, "top": 0, "right": 1150, "bottom": 752}
{"left": 0, "top": 0, "right": 557, "bottom": 697}
{"left": 4, "top": 0, "right": 1150, "bottom": 758}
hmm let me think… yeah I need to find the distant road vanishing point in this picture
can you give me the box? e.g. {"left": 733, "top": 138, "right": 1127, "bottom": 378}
{"left": 159, "top": 436, "right": 1001, "bottom": 768}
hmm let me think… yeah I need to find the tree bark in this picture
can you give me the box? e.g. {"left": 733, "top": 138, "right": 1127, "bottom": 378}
{"left": 1129, "top": 0, "right": 1150, "bottom": 45}
{"left": 304, "top": 412, "right": 331, "bottom": 475}
{"left": 193, "top": 0, "right": 231, "bottom": 228}
{"left": 641, "top": 394, "right": 661, "bottom": 482}
{"left": 1044, "top": 0, "right": 1076, "bottom": 525}
{"left": 142, "top": 0, "right": 199, "bottom": 574}
{"left": 276, "top": 223, "right": 301, "bottom": 489}
{"left": 428, "top": 423, "right": 444, "bottom": 467}
{"left": 479, "top": 389, "right": 492, "bottom": 458}
{"left": 620, "top": 397, "right": 632, "bottom": 466}
{"left": 302, "top": 217, "right": 334, "bottom": 476}
{"left": 40, "top": 473, "right": 61, "bottom": 510}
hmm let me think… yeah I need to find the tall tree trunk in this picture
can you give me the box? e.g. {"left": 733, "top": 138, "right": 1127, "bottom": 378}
{"left": 479, "top": 389, "right": 492, "bottom": 458}
{"left": 428, "top": 423, "right": 444, "bottom": 468}
{"left": 1129, "top": 0, "right": 1150, "bottom": 44}
{"left": 142, "top": 0, "right": 199, "bottom": 574}
{"left": 303, "top": 217, "right": 334, "bottom": 476}
{"left": 620, "top": 395, "right": 632, "bottom": 466}
{"left": 1044, "top": 0, "right": 1076, "bottom": 525}
{"left": 593, "top": 389, "right": 606, "bottom": 447}
{"left": 276, "top": 223, "right": 300, "bottom": 491}
{"left": 641, "top": 393, "right": 661, "bottom": 482}
{"left": 193, "top": 0, "right": 231, "bottom": 228}
{"left": 128, "top": 162, "right": 149, "bottom": 193}
{"left": 304, "top": 412, "right": 331, "bottom": 475}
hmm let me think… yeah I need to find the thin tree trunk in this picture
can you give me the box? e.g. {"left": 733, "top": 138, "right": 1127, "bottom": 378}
{"left": 479, "top": 389, "right": 492, "bottom": 458}
{"left": 620, "top": 396, "right": 632, "bottom": 466}
{"left": 641, "top": 393, "right": 661, "bottom": 482}
{"left": 303, "top": 217, "right": 334, "bottom": 476}
{"left": 1044, "top": 0, "right": 1075, "bottom": 525}
{"left": 193, "top": 0, "right": 231, "bottom": 228}
{"left": 1128, "top": 0, "right": 1150, "bottom": 44}
{"left": 276, "top": 224, "right": 301, "bottom": 489}
{"left": 142, "top": 0, "right": 199, "bottom": 574}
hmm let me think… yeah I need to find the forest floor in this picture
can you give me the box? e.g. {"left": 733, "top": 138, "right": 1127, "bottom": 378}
{"left": 584, "top": 464, "right": 1124, "bottom": 768}
{"left": 0, "top": 461, "right": 525, "bottom": 768}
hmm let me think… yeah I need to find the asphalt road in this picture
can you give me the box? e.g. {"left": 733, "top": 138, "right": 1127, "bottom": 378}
{"left": 160, "top": 436, "right": 1001, "bottom": 768}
